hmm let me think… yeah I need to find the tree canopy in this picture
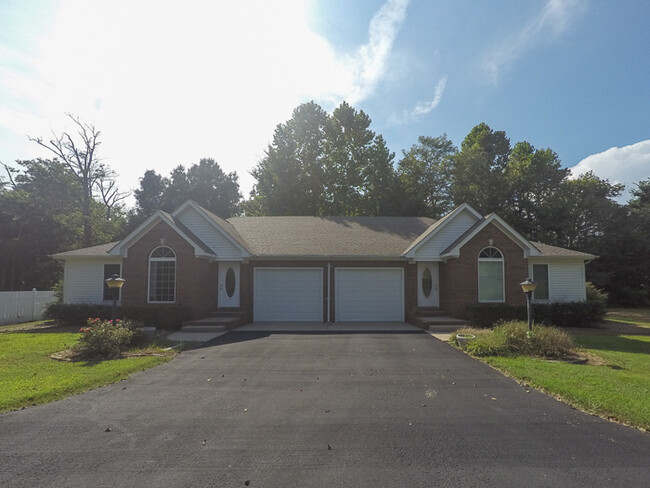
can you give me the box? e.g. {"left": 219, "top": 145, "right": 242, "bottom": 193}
{"left": 248, "top": 101, "right": 399, "bottom": 216}
{"left": 132, "top": 158, "right": 241, "bottom": 222}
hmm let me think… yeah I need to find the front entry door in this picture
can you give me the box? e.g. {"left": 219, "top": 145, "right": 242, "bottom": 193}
{"left": 218, "top": 262, "right": 240, "bottom": 308}
{"left": 417, "top": 262, "right": 439, "bottom": 307}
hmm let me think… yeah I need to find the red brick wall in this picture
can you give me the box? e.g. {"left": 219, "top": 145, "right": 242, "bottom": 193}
{"left": 439, "top": 223, "right": 528, "bottom": 318}
{"left": 122, "top": 220, "right": 217, "bottom": 319}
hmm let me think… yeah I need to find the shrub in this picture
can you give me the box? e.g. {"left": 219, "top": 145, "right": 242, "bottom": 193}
{"left": 586, "top": 282, "right": 608, "bottom": 305}
{"left": 73, "top": 318, "right": 144, "bottom": 358}
{"left": 466, "top": 301, "right": 605, "bottom": 328}
{"left": 44, "top": 304, "right": 191, "bottom": 329}
{"left": 453, "top": 321, "right": 575, "bottom": 359}
{"left": 466, "top": 304, "right": 526, "bottom": 327}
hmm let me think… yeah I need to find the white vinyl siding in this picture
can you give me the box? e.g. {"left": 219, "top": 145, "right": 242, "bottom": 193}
{"left": 530, "top": 260, "right": 587, "bottom": 302}
{"left": 254, "top": 268, "right": 323, "bottom": 322}
{"left": 414, "top": 210, "right": 479, "bottom": 260}
{"left": 63, "top": 259, "right": 122, "bottom": 304}
{"left": 335, "top": 268, "right": 404, "bottom": 322}
{"left": 176, "top": 206, "right": 242, "bottom": 260}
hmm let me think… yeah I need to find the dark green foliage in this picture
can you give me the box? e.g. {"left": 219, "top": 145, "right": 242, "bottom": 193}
{"left": 0, "top": 159, "right": 126, "bottom": 290}
{"left": 467, "top": 301, "right": 605, "bottom": 328}
{"left": 397, "top": 134, "right": 457, "bottom": 218}
{"left": 132, "top": 158, "right": 241, "bottom": 224}
{"left": 249, "top": 101, "right": 399, "bottom": 216}
{"left": 452, "top": 321, "right": 575, "bottom": 358}
{"left": 586, "top": 282, "right": 608, "bottom": 305}
{"left": 44, "top": 303, "right": 191, "bottom": 329}
{"left": 466, "top": 304, "right": 527, "bottom": 326}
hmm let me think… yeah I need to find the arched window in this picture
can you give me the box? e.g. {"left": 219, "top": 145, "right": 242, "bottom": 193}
{"left": 148, "top": 246, "right": 176, "bottom": 302}
{"left": 478, "top": 247, "right": 504, "bottom": 302}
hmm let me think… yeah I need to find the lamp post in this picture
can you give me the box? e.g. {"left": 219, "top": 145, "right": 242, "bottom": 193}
{"left": 105, "top": 274, "right": 125, "bottom": 326}
{"left": 520, "top": 277, "right": 537, "bottom": 337}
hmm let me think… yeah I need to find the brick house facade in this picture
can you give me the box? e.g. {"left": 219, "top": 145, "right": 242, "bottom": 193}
{"left": 54, "top": 201, "right": 595, "bottom": 324}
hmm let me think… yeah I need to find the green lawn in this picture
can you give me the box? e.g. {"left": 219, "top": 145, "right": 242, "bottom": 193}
{"left": 482, "top": 334, "right": 650, "bottom": 431}
{"left": 0, "top": 324, "right": 171, "bottom": 412}
{"left": 606, "top": 308, "right": 650, "bottom": 327}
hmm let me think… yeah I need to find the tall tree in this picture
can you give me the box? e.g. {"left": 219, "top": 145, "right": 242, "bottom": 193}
{"left": 0, "top": 159, "right": 125, "bottom": 290}
{"left": 397, "top": 134, "right": 457, "bottom": 218}
{"left": 29, "top": 114, "right": 127, "bottom": 246}
{"left": 250, "top": 101, "right": 330, "bottom": 215}
{"left": 503, "top": 141, "right": 569, "bottom": 241}
{"left": 249, "top": 101, "right": 398, "bottom": 216}
{"left": 132, "top": 159, "right": 241, "bottom": 221}
{"left": 451, "top": 122, "right": 510, "bottom": 214}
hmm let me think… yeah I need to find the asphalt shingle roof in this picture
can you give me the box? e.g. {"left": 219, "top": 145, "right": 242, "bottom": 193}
{"left": 226, "top": 216, "right": 436, "bottom": 257}
{"left": 51, "top": 205, "right": 595, "bottom": 260}
{"left": 52, "top": 242, "right": 119, "bottom": 257}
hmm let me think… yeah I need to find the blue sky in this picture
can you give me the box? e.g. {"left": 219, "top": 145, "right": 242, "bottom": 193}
{"left": 1, "top": 0, "right": 648, "bottom": 205}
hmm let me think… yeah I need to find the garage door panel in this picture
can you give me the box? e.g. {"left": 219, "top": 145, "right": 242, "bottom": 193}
{"left": 335, "top": 268, "right": 403, "bottom": 322}
{"left": 254, "top": 268, "right": 323, "bottom": 322}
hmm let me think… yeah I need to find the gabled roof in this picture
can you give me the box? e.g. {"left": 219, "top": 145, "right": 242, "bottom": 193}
{"left": 52, "top": 201, "right": 594, "bottom": 261}
{"left": 402, "top": 203, "right": 482, "bottom": 257}
{"left": 108, "top": 210, "right": 217, "bottom": 259}
{"left": 172, "top": 200, "right": 251, "bottom": 257}
{"left": 226, "top": 216, "right": 435, "bottom": 257}
{"left": 440, "top": 213, "right": 541, "bottom": 258}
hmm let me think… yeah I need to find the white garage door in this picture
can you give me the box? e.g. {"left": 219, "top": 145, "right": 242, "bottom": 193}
{"left": 254, "top": 268, "right": 323, "bottom": 322}
{"left": 335, "top": 268, "right": 404, "bottom": 322}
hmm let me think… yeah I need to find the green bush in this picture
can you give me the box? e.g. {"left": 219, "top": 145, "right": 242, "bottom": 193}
{"left": 586, "top": 282, "right": 608, "bottom": 305}
{"left": 452, "top": 321, "right": 575, "bottom": 359}
{"left": 466, "top": 304, "right": 526, "bottom": 327}
{"left": 73, "top": 318, "right": 144, "bottom": 358}
{"left": 45, "top": 304, "right": 191, "bottom": 329}
{"left": 466, "top": 301, "right": 605, "bottom": 328}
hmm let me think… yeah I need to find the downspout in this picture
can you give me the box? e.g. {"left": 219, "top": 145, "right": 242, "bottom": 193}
{"left": 327, "top": 258, "right": 331, "bottom": 323}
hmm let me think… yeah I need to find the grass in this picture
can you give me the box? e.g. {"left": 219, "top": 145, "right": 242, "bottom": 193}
{"left": 0, "top": 322, "right": 173, "bottom": 413}
{"left": 606, "top": 308, "right": 650, "bottom": 327}
{"left": 482, "top": 333, "right": 650, "bottom": 431}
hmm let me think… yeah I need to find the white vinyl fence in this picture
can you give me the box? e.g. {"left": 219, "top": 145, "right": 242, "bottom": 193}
{"left": 0, "top": 289, "right": 57, "bottom": 326}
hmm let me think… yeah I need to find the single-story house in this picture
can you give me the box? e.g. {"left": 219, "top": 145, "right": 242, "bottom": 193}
{"left": 52, "top": 200, "right": 595, "bottom": 324}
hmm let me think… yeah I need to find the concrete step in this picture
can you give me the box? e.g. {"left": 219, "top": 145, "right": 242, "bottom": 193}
{"left": 181, "top": 324, "right": 227, "bottom": 333}
{"left": 410, "top": 308, "right": 448, "bottom": 317}
{"left": 428, "top": 324, "right": 464, "bottom": 333}
{"left": 420, "top": 316, "right": 467, "bottom": 326}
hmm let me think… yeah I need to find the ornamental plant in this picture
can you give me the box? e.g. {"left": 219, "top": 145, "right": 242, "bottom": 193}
{"left": 73, "top": 318, "right": 144, "bottom": 358}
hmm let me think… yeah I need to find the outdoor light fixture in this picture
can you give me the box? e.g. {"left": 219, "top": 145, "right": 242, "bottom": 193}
{"left": 105, "top": 274, "right": 125, "bottom": 326}
{"left": 520, "top": 277, "right": 537, "bottom": 336}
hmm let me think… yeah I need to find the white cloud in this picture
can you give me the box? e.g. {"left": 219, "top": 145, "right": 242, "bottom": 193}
{"left": 570, "top": 140, "right": 650, "bottom": 202}
{"left": 390, "top": 75, "right": 447, "bottom": 124}
{"left": 0, "top": 0, "right": 410, "bottom": 201}
{"left": 482, "top": 0, "right": 585, "bottom": 84}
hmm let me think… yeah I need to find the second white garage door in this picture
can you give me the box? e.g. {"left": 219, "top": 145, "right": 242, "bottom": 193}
{"left": 335, "top": 268, "right": 404, "bottom": 322}
{"left": 254, "top": 268, "right": 323, "bottom": 322}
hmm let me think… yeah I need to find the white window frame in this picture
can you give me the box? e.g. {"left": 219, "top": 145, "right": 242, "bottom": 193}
{"left": 148, "top": 246, "right": 177, "bottom": 303}
{"left": 478, "top": 247, "right": 505, "bottom": 303}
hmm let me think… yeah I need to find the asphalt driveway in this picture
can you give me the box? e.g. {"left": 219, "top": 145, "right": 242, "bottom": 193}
{"left": 1, "top": 329, "right": 648, "bottom": 487}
